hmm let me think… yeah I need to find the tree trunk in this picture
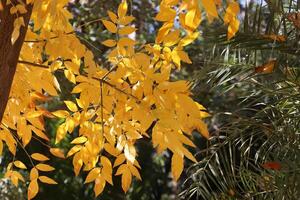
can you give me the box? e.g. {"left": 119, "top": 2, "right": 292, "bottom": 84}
{"left": 0, "top": 0, "right": 33, "bottom": 122}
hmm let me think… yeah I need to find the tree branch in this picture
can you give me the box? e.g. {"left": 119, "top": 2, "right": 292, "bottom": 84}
{"left": 0, "top": 1, "right": 33, "bottom": 122}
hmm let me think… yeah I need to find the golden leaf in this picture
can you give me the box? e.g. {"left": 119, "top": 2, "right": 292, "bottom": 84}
{"left": 119, "top": 26, "right": 136, "bottom": 35}
{"left": 155, "top": 4, "right": 176, "bottom": 22}
{"left": 224, "top": 1, "right": 240, "bottom": 40}
{"left": 121, "top": 167, "right": 132, "bottom": 192}
{"left": 50, "top": 148, "right": 65, "bottom": 159}
{"left": 107, "top": 11, "right": 118, "bottom": 23}
{"left": 94, "top": 176, "right": 106, "bottom": 197}
{"left": 30, "top": 126, "right": 50, "bottom": 141}
{"left": 39, "top": 176, "right": 58, "bottom": 184}
{"left": 52, "top": 110, "right": 70, "bottom": 118}
{"left": 64, "top": 101, "right": 78, "bottom": 112}
{"left": 30, "top": 168, "right": 39, "bottom": 181}
{"left": 114, "top": 154, "right": 126, "bottom": 168}
{"left": 171, "top": 153, "right": 184, "bottom": 181}
{"left": 195, "top": 120, "right": 209, "bottom": 139}
{"left": 31, "top": 153, "right": 50, "bottom": 162}
{"left": 102, "top": 39, "right": 117, "bottom": 47}
{"left": 102, "top": 20, "right": 117, "bottom": 33}
{"left": 163, "top": 30, "right": 180, "bottom": 47}
{"left": 28, "top": 179, "right": 39, "bottom": 200}
{"left": 36, "top": 164, "right": 55, "bottom": 172}
{"left": 67, "top": 145, "right": 83, "bottom": 157}
{"left": 118, "top": 0, "right": 128, "bottom": 18}
{"left": 85, "top": 167, "right": 100, "bottom": 183}
{"left": 14, "top": 160, "right": 27, "bottom": 169}
{"left": 201, "top": 0, "right": 218, "bottom": 21}
{"left": 71, "top": 136, "right": 88, "bottom": 144}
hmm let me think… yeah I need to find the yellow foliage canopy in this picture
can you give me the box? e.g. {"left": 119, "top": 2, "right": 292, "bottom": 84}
{"left": 0, "top": 0, "right": 240, "bottom": 199}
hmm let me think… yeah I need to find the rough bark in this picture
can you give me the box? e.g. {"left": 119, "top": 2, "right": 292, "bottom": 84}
{"left": 0, "top": 0, "right": 33, "bottom": 122}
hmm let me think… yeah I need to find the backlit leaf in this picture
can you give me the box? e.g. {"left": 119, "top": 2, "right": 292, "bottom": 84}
{"left": 39, "top": 176, "right": 58, "bottom": 184}
{"left": 36, "top": 164, "right": 55, "bottom": 172}
{"left": 102, "top": 20, "right": 117, "bottom": 33}
{"left": 31, "top": 153, "right": 50, "bottom": 162}
{"left": 64, "top": 101, "right": 78, "bottom": 112}
{"left": 14, "top": 161, "right": 27, "bottom": 169}
{"left": 28, "top": 179, "right": 39, "bottom": 200}
{"left": 50, "top": 148, "right": 65, "bottom": 159}
{"left": 171, "top": 153, "right": 184, "bottom": 181}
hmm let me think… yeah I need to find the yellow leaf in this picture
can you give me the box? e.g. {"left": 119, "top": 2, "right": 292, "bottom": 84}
{"left": 50, "top": 148, "right": 65, "bottom": 159}
{"left": 25, "top": 111, "right": 44, "bottom": 119}
{"left": 118, "top": 38, "right": 135, "bottom": 47}
{"left": 85, "top": 167, "right": 100, "bottom": 183}
{"left": 36, "top": 164, "right": 55, "bottom": 172}
{"left": 30, "top": 126, "right": 50, "bottom": 141}
{"left": 114, "top": 154, "right": 126, "bottom": 167}
{"left": 164, "top": 0, "right": 179, "bottom": 6}
{"left": 67, "top": 145, "right": 83, "bottom": 157}
{"left": 101, "top": 156, "right": 113, "bottom": 185}
{"left": 118, "top": 0, "right": 128, "bottom": 18}
{"left": 14, "top": 160, "right": 27, "bottom": 169}
{"left": 11, "top": 171, "right": 25, "bottom": 186}
{"left": 104, "top": 143, "right": 120, "bottom": 157}
{"left": 155, "top": 22, "right": 173, "bottom": 44}
{"left": 163, "top": 30, "right": 180, "bottom": 47}
{"left": 119, "top": 26, "right": 136, "bottom": 35}
{"left": 201, "top": 0, "right": 218, "bottom": 21}
{"left": 185, "top": 9, "right": 197, "bottom": 28}
{"left": 128, "top": 164, "right": 141, "bottom": 180}
{"left": 94, "top": 176, "right": 106, "bottom": 197}
{"left": 121, "top": 167, "right": 132, "bottom": 192}
{"left": 28, "top": 179, "right": 39, "bottom": 200}
{"left": 224, "top": 2, "right": 240, "bottom": 40}
{"left": 227, "top": 18, "right": 240, "bottom": 40}
{"left": 52, "top": 110, "right": 70, "bottom": 118}
{"left": 102, "top": 39, "right": 117, "bottom": 47}
{"left": 107, "top": 11, "right": 118, "bottom": 23}
{"left": 71, "top": 136, "right": 88, "bottom": 144}
{"left": 155, "top": 5, "right": 176, "bottom": 22}
{"left": 171, "top": 153, "right": 184, "bottom": 181}
{"left": 73, "top": 152, "right": 83, "bottom": 176}
{"left": 179, "top": 32, "right": 199, "bottom": 47}
{"left": 50, "top": 61, "right": 62, "bottom": 72}
{"left": 64, "top": 101, "right": 78, "bottom": 112}
{"left": 124, "top": 144, "right": 136, "bottom": 164}
{"left": 196, "top": 120, "right": 209, "bottom": 139}
{"left": 30, "top": 168, "right": 39, "bottom": 181}
{"left": 55, "top": 123, "right": 68, "bottom": 144}
{"left": 22, "top": 125, "right": 32, "bottom": 147}
{"left": 178, "top": 50, "right": 192, "bottom": 63}
{"left": 102, "top": 20, "right": 117, "bottom": 33}
{"left": 39, "top": 176, "right": 58, "bottom": 184}
{"left": 64, "top": 69, "right": 76, "bottom": 84}
{"left": 119, "top": 16, "right": 135, "bottom": 25}
{"left": 31, "top": 153, "right": 49, "bottom": 162}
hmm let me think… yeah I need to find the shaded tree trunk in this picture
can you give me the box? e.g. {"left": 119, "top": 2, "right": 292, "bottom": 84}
{"left": 0, "top": 0, "right": 33, "bottom": 122}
